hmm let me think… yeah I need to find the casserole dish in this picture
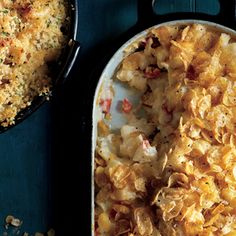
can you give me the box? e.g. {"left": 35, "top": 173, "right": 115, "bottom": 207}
{"left": 92, "top": 0, "right": 236, "bottom": 235}
{"left": 0, "top": 0, "right": 80, "bottom": 133}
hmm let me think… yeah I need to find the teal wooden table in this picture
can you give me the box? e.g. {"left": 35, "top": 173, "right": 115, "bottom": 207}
{"left": 0, "top": 0, "right": 227, "bottom": 235}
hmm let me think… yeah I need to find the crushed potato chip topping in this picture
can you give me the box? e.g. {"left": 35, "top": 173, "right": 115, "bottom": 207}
{"left": 95, "top": 24, "right": 236, "bottom": 235}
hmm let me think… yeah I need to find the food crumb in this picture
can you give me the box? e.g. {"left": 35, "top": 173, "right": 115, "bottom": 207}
{"left": 5, "top": 215, "right": 22, "bottom": 227}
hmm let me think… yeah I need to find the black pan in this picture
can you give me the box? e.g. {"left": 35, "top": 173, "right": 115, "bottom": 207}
{"left": 0, "top": 0, "right": 80, "bottom": 133}
{"left": 81, "top": 0, "right": 236, "bottom": 234}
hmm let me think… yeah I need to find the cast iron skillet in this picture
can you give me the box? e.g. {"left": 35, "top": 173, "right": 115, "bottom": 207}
{"left": 89, "top": 0, "right": 236, "bottom": 234}
{"left": 0, "top": 0, "right": 80, "bottom": 133}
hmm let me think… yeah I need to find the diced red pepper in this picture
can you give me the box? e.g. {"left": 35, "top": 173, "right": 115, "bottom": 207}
{"left": 100, "top": 98, "right": 112, "bottom": 114}
{"left": 122, "top": 98, "right": 132, "bottom": 113}
{"left": 144, "top": 67, "right": 161, "bottom": 79}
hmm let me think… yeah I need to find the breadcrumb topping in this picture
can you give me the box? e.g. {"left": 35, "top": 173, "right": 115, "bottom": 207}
{"left": 0, "top": 0, "right": 68, "bottom": 126}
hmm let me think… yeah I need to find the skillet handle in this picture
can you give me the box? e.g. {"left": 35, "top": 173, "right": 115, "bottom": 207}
{"left": 137, "top": 0, "right": 155, "bottom": 27}
{"left": 137, "top": 0, "right": 236, "bottom": 28}
{"left": 55, "top": 40, "right": 80, "bottom": 85}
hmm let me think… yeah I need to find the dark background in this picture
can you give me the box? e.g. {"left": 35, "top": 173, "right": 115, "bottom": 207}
{"left": 0, "top": 0, "right": 232, "bottom": 235}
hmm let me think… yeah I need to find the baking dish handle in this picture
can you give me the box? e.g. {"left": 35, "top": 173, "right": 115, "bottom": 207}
{"left": 137, "top": 0, "right": 236, "bottom": 29}
{"left": 55, "top": 40, "right": 80, "bottom": 85}
{"left": 218, "top": 0, "right": 236, "bottom": 28}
